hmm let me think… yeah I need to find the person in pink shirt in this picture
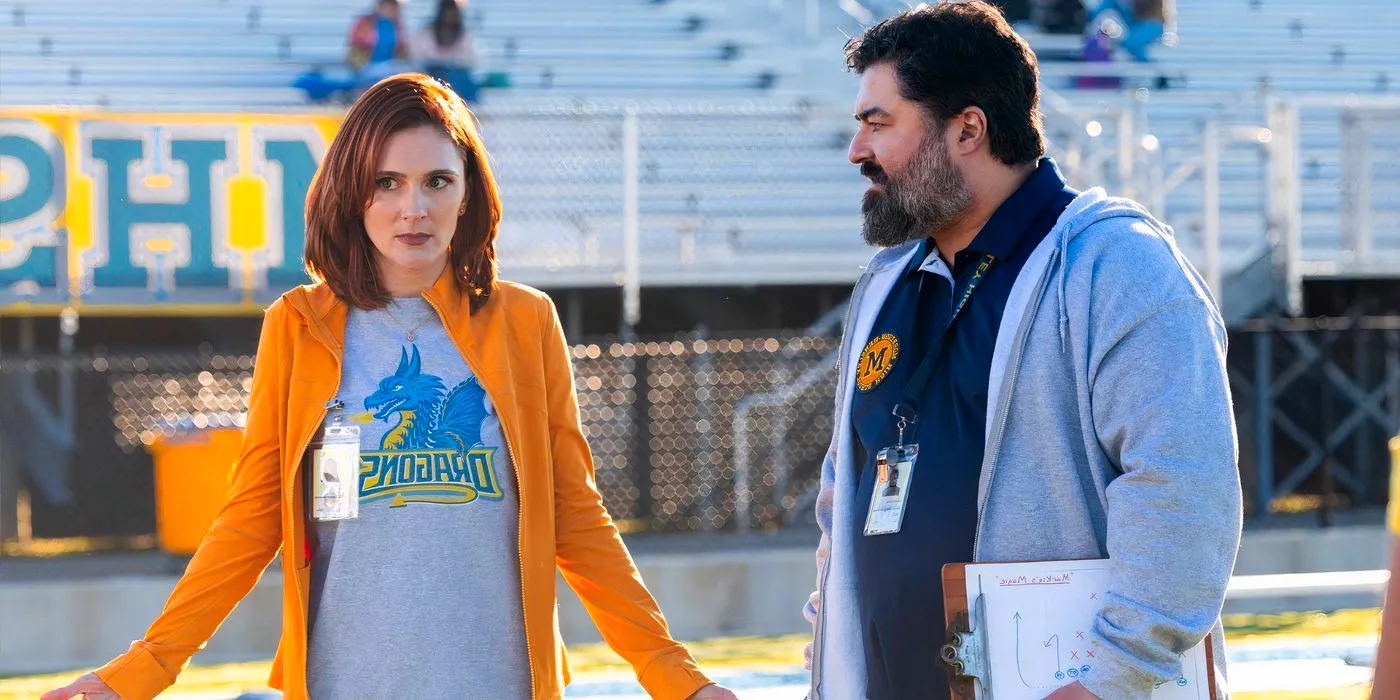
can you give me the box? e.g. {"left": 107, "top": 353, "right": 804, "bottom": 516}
{"left": 411, "top": 0, "right": 480, "bottom": 102}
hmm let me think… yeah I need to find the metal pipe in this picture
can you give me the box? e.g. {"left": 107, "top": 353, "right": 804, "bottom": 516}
{"left": 1273, "top": 101, "right": 1304, "bottom": 316}
{"left": 1355, "top": 321, "right": 1374, "bottom": 498}
{"left": 1318, "top": 328, "right": 1335, "bottom": 528}
{"left": 1388, "top": 330, "right": 1400, "bottom": 437}
{"left": 769, "top": 359, "right": 793, "bottom": 527}
{"left": 1356, "top": 118, "right": 1373, "bottom": 259}
{"left": 1339, "top": 111, "right": 1361, "bottom": 258}
{"left": 58, "top": 309, "right": 77, "bottom": 460}
{"left": 1254, "top": 329, "right": 1274, "bottom": 519}
{"left": 839, "top": 0, "right": 873, "bottom": 25}
{"left": 1149, "top": 146, "right": 1166, "bottom": 221}
{"left": 1160, "top": 157, "right": 1201, "bottom": 196}
{"left": 621, "top": 105, "right": 641, "bottom": 333}
{"left": 732, "top": 397, "right": 754, "bottom": 534}
{"left": 695, "top": 336, "right": 719, "bottom": 531}
{"left": 731, "top": 350, "right": 840, "bottom": 533}
{"left": 1117, "top": 107, "right": 1135, "bottom": 200}
{"left": 1202, "top": 120, "right": 1222, "bottom": 301}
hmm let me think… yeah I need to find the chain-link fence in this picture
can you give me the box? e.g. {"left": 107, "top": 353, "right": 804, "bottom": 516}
{"left": 0, "top": 351, "right": 259, "bottom": 545}
{"left": 565, "top": 334, "right": 838, "bottom": 532}
{"left": 8, "top": 318, "right": 1396, "bottom": 548}
{"left": 0, "top": 332, "right": 841, "bottom": 546}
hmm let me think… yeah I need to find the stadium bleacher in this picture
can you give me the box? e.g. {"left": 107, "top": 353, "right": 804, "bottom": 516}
{"left": 1, "top": 0, "right": 1397, "bottom": 321}
{"left": 0, "top": 0, "right": 787, "bottom": 103}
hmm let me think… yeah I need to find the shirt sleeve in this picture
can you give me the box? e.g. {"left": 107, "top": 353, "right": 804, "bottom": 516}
{"left": 536, "top": 294, "right": 713, "bottom": 700}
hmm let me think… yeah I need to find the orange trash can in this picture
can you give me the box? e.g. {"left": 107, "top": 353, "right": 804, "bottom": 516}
{"left": 148, "top": 427, "right": 244, "bottom": 555}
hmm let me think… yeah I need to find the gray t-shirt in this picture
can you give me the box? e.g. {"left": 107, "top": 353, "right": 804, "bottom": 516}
{"left": 306, "top": 297, "right": 531, "bottom": 699}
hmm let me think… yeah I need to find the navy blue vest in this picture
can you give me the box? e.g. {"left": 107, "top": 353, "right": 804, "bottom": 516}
{"left": 849, "top": 157, "right": 1076, "bottom": 700}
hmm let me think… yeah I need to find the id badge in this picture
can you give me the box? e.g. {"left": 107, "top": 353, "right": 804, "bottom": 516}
{"left": 864, "top": 444, "right": 917, "bottom": 536}
{"left": 311, "top": 424, "right": 361, "bottom": 521}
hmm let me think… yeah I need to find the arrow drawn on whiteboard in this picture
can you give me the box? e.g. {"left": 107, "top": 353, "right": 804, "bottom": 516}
{"left": 1015, "top": 613, "right": 1033, "bottom": 688}
{"left": 1044, "top": 634, "right": 1061, "bottom": 674}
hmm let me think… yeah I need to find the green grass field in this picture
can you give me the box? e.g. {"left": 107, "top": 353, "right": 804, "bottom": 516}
{"left": 1, "top": 609, "right": 1378, "bottom": 699}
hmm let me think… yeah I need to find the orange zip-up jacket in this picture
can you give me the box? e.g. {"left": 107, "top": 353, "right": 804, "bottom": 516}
{"left": 94, "top": 270, "right": 714, "bottom": 700}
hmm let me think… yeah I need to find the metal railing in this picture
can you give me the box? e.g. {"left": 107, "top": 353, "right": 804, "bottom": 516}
{"left": 1228, "top": 570, "right": 1389, "bottom": 599}
{"left": 1023, "top": 90, "right": 1400, "bottom": 323}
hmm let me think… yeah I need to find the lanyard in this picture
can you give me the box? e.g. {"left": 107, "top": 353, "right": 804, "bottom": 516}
{"left": 891, "top": 251, "right": 997, "bottom": 446}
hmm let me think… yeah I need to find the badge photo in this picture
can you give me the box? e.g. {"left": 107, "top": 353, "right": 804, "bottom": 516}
{"left": 312, "top": 424, "right": 361, "bottom": 521}
{"left": 865, "top": 444, "right": 918, "bottom": 536}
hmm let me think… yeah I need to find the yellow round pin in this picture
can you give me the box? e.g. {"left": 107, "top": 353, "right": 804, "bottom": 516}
{"left": 856, "top": 333, "right": 900, "bottom": 392}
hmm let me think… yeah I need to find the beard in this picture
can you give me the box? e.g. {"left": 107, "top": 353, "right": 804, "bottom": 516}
{"left": 859, "top": 133, "right": 973, "bottom": 248}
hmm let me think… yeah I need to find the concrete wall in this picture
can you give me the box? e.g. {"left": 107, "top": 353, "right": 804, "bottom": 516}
{"left": 2, "top": 525, "right": 1389, "bottom": 675}
{"left": 1, "top": 574, "right": 284, "bottom": 676}
{"left": 557, "top": 547, "right": 816, "bottom": 644}
{"left": 1223, "top": 524, "right": 1391, "bottom": 615}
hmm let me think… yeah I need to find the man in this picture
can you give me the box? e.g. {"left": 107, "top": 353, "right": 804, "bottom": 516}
{"left": 802, "top": 3, "right": 1242, "bottom": 699}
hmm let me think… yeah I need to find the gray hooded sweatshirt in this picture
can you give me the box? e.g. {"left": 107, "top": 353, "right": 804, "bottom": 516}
{"left": 806, "top": 188, "right": 1243, "bottom": 699}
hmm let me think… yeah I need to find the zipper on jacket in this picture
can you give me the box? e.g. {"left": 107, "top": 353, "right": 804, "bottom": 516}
{"left": 809, "top": 269, "right": 871, "bottom": 700}
{"left": 291, "top": 309, "right": 344, "bottom": 698}
{"left": 422, "top": 295, "right": 538, "bottom": 698}
{"left": 972, "top": 258, "right": 1052, "bottom": 561}
{"left": 499, "top": 406, "right": 532, "bottom": 695}
{"left": 290, "top": 405, "right": 327, "bottom": 568}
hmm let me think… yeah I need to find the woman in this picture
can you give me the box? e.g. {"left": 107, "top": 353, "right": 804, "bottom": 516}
{"left": 411, "top": 0, "right": 481, "bottom": 103}
{"left": 42, "top": 75, "right": 736, "bottom": 700}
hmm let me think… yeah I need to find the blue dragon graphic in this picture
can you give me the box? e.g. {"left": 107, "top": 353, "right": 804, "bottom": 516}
{"left": 364, "top": 345, "right": 489, "bottom": 453}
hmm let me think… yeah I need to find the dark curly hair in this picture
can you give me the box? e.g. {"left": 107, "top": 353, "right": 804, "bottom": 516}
{"left": 845, "top": 1, "right": 1046, "bottom": 166}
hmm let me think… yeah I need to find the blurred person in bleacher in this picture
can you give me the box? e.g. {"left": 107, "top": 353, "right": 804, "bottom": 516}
{"left": 290, "top": 0, "right": 410, "bottom": 104}
{"left": 1036, "top": 0, "right": 1089, "bottom": 34}
{"left": 347, "top": 0, "right": 410, "bottom": 83}
{"left": 1370, "top": 434, "right": 1400, "bottom": 699}
{"left": 410, "top": 0, "right": 481, "bottom": 103}
{"left": 1090, "top": 0, "right": 1174, "bottom": 62}
{"left": 803, "top": 3, "right": 1240, "bottom": 700}
{"left": 40, "top": 75, "right": 736, "bottom": 700}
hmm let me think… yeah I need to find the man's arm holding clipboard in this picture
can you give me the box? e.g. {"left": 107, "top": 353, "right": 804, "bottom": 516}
{"left": 1072, "top": 277, "right": 1243, "bottom": 698}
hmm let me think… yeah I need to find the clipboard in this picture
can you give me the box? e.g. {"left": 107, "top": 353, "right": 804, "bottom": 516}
{"left": 941, "top": 561, "right": 1219, "bottom": 700}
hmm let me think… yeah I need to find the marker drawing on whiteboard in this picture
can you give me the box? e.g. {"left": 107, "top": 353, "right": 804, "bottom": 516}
{"left": 1045, "top": 634, "right": 1063, "bottom": 680}
{"left": 998, "top": 572, "right": 1074, "bottom": 587}
{"left": 1014, "top": 612, "right": 1033, "bottom": 688}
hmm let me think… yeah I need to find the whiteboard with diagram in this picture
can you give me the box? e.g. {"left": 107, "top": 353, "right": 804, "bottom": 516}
{"left": 960, "top": 559, "right": 1213, "bottom": 700}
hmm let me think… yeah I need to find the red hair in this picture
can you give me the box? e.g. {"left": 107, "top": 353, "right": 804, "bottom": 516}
{"left": 304, "top": 73, "right": 501, "bottom": 312}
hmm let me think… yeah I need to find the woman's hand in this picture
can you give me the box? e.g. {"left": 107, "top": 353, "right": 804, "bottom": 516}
{"left": 40, "top": 672, "right": 120, "bottom": 700}
{"left": 686, "top": 683, "right": 740, "bottom": 700}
